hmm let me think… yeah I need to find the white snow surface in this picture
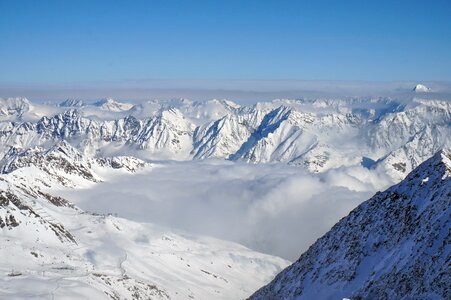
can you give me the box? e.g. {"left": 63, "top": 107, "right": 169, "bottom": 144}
{"left": 0, "top": 96, "right": 450, "bottom": 299}
{"left": 0, "top": 97, "right": 448, "bottom": 180}
{"left": 413, "top": 84, "right": 431, "bottom": 92}
{"left": 0, "top": 146, "right": 288, "bottom": 299}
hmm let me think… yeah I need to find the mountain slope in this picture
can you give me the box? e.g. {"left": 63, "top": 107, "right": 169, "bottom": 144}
{"left": 0, "top": 145, "right": 288, "bottom": 299}
{"left": 250, "top": 149, "right": 450, "bottom": 300}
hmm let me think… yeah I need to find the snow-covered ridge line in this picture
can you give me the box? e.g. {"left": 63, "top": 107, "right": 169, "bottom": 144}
{"left": 250, "top": 149, "right": 451, "bottom": 299}
{"left": 0, "top": 140, "right": 148, "bottom": 188}
{"left": 0, "top": 96, "right": 449, "bottom": 180}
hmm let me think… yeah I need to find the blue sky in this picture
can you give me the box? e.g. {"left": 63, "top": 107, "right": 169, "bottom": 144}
{"left": 1, "top": 0, "right": 451, "bottom": 85}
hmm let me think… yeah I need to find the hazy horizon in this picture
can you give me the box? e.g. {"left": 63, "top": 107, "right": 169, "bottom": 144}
{"left": 2, "top": 79, "right": 451, "bottom": 104}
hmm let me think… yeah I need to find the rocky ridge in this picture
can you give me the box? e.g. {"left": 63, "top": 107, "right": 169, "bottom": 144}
{"left": 250, "top": 149, "right": 451, "bottom": 300}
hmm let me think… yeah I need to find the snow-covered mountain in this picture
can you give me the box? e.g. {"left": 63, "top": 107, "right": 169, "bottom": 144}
{"left": 59, "top": 98, "right": 85, "bottom": 108}
{"left": 0, "top": 140, "right": 288, "bottom": 299}
{"left": 413, "top": 84, "right": 431, "bottom": 92}
{"left": 0, "top": 97, "right": 33, "bottom": 120}
{"left": 1, "top": 96, "right": 449, "bottom": 298}
{"left": 250, "top": 149, "right": 450, "bottom": 300}
{"left": 0, "top": 97, "right": 449, "bottom": 179}
{"left": 0, "top": 140, "right": 147, "bottom": 187}
{"left": 93, "top": 98, "right": 134, "bottom": 112}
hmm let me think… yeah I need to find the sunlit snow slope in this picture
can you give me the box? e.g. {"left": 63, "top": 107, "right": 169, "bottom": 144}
{"left": 0, "top": 142, "right": 288, "bottom": 299}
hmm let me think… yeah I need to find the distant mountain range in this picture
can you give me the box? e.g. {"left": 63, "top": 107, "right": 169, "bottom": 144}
{"left": 0, "top": 96, "right": 449, "bottom": 180}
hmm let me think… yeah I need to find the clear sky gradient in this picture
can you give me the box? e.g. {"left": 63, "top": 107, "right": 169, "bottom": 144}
{"left": 1, "top": 0, "right": 451, "bottom": 85}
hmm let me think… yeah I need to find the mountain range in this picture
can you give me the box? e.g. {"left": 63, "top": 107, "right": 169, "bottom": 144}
{"left": 0, "top": 97, "right": 449, "bottom": 180}
{"left": 0, "top": 96, "right": 449, "bottom": 299}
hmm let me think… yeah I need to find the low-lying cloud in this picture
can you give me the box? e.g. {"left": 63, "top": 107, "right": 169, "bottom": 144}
{"left": 60, "top": 160, "right": 393, "bottom": 260}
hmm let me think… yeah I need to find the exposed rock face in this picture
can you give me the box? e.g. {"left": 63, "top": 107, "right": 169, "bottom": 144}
{"left": 250, "top": 150, "right": 451, "bottom": 300}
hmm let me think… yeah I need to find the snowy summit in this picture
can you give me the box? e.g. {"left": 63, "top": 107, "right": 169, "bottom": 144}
{"left": 250, "top": 149, "right": 451, "bottom": 300}
{"left": 413, "top": 84, "right": 431, "bottom": 92}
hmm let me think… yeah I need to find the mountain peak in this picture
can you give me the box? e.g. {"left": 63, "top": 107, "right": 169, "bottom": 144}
{"left": 208, "top": 98, "right": 241, "bottom": 109}
{"left": 403, "top": 148, "right": 450, "bottom": 185}
{"left": 440, "top": 148, "right": 451, "bottom": 167}
{"left": 413, "top": 83, "right": 431, "bottom": 92}
{"left": 250, "top": 149, "right": 451, "bottom": 300}
{"left": 59, "top": 98, "right": 85, "bottom": 107}
{"left": 93, "top": 98, "right": 134, "bottom": 112}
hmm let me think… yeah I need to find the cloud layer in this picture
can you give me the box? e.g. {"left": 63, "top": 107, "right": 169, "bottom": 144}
{"left": 60, "top": 160, "right": 393, "bottom": 260}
